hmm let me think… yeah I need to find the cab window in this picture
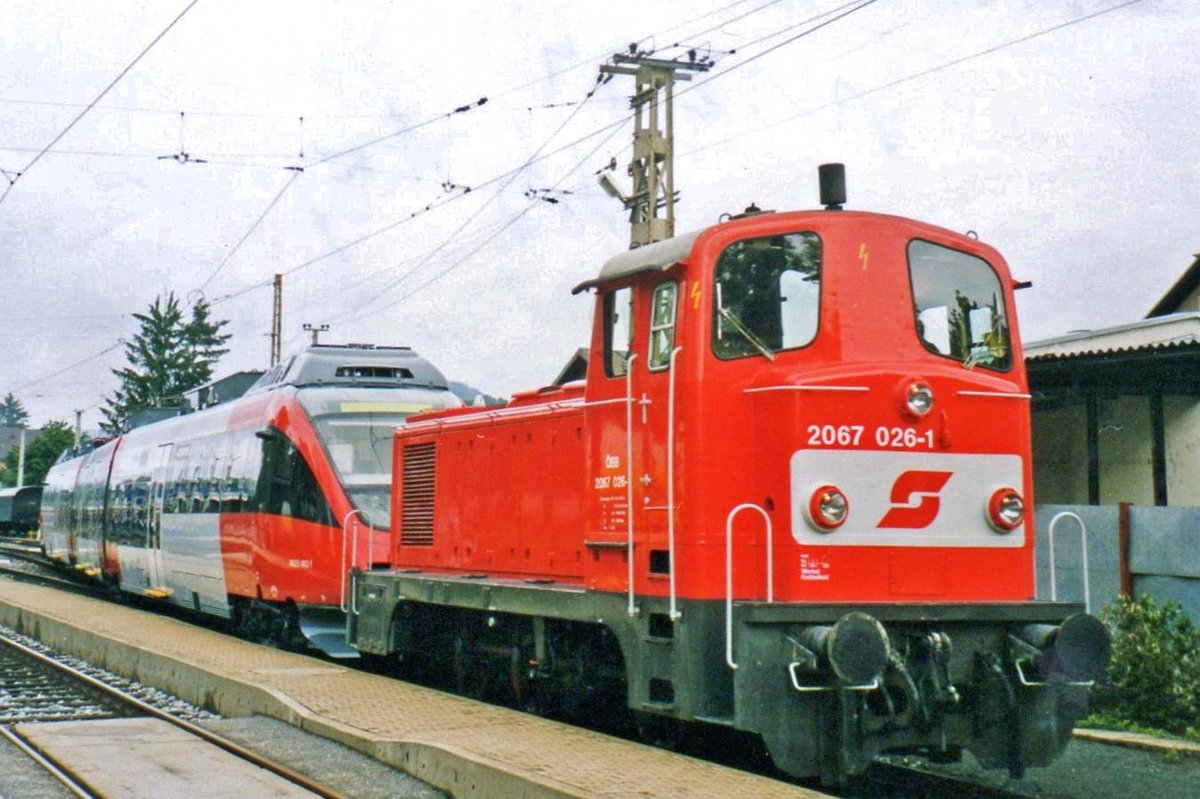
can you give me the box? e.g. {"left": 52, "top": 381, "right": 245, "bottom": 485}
{"left": 712, "top": 232, "right": 822, "bottom": 360}
{"left": 604, "top": 286, "right": 633, "bottom": 377}
{"left": 909, "top": 239, "right": 1011, "bottom": 371}
{"left": 648, "top": 281, "right": 678, "bottom": 370}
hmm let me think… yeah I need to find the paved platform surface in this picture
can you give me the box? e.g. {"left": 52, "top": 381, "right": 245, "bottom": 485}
{"left": 0, "top": 580, "right": 825, "bottom": 799}
{"left": 16, "top": 717, "right": 318, "bottom": 798}
{"left": 1074, "top": 727, "right": 1200, "bottom": 757}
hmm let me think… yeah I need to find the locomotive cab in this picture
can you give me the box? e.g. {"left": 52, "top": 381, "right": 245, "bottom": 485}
{"left": 570, "top": 192, "right": 1106, "bottom": 781}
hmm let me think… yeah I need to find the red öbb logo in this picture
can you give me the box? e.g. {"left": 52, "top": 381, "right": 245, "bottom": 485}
{"left": 877, "top": 470, "right": 953, "bottom": 529}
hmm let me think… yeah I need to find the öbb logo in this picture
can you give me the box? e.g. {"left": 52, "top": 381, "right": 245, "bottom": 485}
{"left": 877, "top": 470, "right": 953, "bottom": 529}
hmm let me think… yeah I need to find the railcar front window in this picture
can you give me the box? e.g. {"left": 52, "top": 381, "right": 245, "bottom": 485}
{"left": 314, "top": 414, "right": 410, "bottom": 528}
{"left": 909, "top": 240, "right": 1012, "bottom": 371}
{"left": 712, "top": 232, "right": 822, "bottom": 360}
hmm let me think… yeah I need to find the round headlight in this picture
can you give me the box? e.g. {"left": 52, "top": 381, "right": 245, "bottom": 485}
{"left": 987, "top": 487, "right": 1024, "bottom": 531}
{"left": 905, "top": 380, "right": 934, "bottom": 418}
{"left": 808, "top": 485, "right": 849, "bottom": 531}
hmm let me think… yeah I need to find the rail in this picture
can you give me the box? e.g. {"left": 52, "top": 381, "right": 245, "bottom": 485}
{"left": 0, "top": 630, "right": 350, "bottom": 799}
{"left": 1046, "top": 510, "right": 1091, "bottom": 612}
{"left": 724, "top": 502, "right": 773, "bottom": 670}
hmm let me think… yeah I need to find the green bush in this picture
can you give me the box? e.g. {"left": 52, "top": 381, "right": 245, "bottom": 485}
{"left": 1087, "top": 594, "right": 1200, "bottom": 735}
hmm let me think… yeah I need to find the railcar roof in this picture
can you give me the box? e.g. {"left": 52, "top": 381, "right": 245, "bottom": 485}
{"left": 572, "top": 228, "right": 703, "bottom": 294}
{"left": 246, "top": 344, "right": 450, "bottom": 394}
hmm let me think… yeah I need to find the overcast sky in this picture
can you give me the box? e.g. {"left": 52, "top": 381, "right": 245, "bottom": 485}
{"left": 0, "top": 0, "right": 1192, "bottom": 428}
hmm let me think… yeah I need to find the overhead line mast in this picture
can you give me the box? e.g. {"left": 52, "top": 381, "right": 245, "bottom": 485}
{"left": 599, "top": 52, "right": 710, "bottom": 248}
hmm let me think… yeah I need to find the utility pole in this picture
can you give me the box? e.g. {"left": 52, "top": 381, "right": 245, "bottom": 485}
{"left": 270, "top": 273, "right": 282, "bottom": 367}
{"left": 74, "top": 410, "right": 83, "bottom": 448}
{"left": 15, "top": 427, "right": 25, "bottom": 487}
{"left": 302, "top": 323, "right": 329, "bottom": 345}
{"left": 599, "top": 51, "right": 710, "bottom": 248}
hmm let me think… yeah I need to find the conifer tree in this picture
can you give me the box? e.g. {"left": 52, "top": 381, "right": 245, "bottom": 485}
{"left": 100, "top": 293, "right": 231, "bottom": 433}
{"left": 0, "top": 392, "right": 29, "bottom": 428}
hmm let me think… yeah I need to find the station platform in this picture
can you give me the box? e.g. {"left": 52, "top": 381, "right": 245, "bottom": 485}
{"left": 0, "top": 580, "right": 826, "bottom": 799}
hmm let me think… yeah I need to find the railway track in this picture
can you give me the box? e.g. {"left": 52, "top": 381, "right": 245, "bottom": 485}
{"left": 857, "top": 757, "right": 1039, "bottom": 798}
{"left": 0, "top": 555, "right": 1056, "bottom": 798}
{"left": 0, "top": 543, "right": 99, "bottom": 596}
{"left": 0, "top": 627, "right": 350, "bottom": 799}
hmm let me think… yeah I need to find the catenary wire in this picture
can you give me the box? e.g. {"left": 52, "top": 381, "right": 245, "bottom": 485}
{"left": 189, "top": 1, "right": 783, "bottom": 303}
{"left": 12, "top": 1, "right": 1103, "bottom": 399}
{"left": 0, "top": 0, "right": 202, "bottom": 209}
{"left": 209, "top": 0, "right": 876, "bottom": 316}
{"left": 684, "top": 0, "right": 1145, "bottom": 159}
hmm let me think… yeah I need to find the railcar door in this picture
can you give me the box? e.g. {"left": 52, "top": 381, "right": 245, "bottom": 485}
{"left": 147, "top": 442, "right": 172, "bottom": 591}
{"left": 632, "top": 277, "right": 685, "bottom": 596}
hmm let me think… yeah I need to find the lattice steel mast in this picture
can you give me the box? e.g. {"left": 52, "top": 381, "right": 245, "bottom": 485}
{"left": 599, "top": 52, "right": 710, "bottom": 247}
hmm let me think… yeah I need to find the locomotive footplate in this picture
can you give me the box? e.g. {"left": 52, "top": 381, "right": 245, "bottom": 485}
{"left": 731, "top": 601, "right": 1109, "bottom": 785}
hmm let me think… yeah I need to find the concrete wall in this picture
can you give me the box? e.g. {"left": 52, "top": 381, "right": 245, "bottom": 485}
{"left": 1164, "top": 396, "right": 1200, "bottom": 505}
{"left": 1032, "top": 395, "right": 1200, "bottom": 507}
{"left": 1032, "top": 405, "right": 1088, "bottom": 504}
{"left": 1097, "top": 396, "right": 1153, "bottom": 506}
{"left": 1035, "top": 503, "right": 1200, "bottom": 623}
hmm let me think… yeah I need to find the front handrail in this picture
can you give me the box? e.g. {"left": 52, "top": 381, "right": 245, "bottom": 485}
{"left": 788, "top": 662, "right": 879, "bottom": 693}
{"left": 1013, "top": 656, "right": 1095, "bottom": 688}
{"left": 725, "top": 502, "right": 773, "bottom": 670}
{"left": 340, "top": 509, "right": 365, "bottom": 614}
{"left": 1047, "top": 511, "right": 1090, "bottom": 612}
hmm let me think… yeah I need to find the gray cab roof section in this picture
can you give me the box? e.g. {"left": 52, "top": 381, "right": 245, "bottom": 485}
{"left": 246, "top": 344, "right": 450, "bottom": 394}
{"left": 571, "top": 228, "right": 702, "bottom": 294}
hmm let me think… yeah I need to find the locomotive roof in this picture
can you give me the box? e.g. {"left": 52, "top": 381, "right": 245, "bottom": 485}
{"left": 572, "top": 228, "right": 703, "bottom": 294}
{"left": 245, "top": 343, "right": 450, "bottom": 395}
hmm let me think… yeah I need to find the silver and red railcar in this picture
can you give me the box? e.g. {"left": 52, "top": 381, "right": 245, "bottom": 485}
{"left": 41, "top": 344, "right": 459, "bottom": 655}
{"left": 350, "top": 169, "right": 1109, "bottom": 783}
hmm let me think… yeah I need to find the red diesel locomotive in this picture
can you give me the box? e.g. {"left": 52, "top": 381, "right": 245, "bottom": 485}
{"left": 41, "top": 344, "right": 460, "bottom": 656}
{"left": 350, "top": 166, "right": 1109, "bottom": 783}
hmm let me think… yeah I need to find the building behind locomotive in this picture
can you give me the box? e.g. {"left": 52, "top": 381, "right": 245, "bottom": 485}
{"left": 354, "top": 167, "right": 1109, "bottom": 784}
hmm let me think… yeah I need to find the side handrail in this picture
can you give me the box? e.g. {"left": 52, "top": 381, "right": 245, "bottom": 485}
{"left": 626, "top": 353, "right": 639, "bottom": 618}
{"left": 725, "top": 502, "right": 773, "bottom": 670}
{"left": 667, "top": 346, "right": 682, "bottom": 621}
{"left": 1047, "top": 511, "right": 1090, "bottom": 612}
{"left": 340, "top": 509, "right": 365, "bottom": 614}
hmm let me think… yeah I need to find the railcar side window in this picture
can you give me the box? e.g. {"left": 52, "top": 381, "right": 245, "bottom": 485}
{"left": 712, "top": 232, "right": 822, "bottom": 360}
{"left": 909, "top": 240, "right": 1012, "bottom": 371}
{"left": 253, "top": 431, "right": 334, "bottom": 526}
{"left": 648, "top": 281, "right": 678, "bottom": 370}
{"left": 604, "top": 286, "right": 633, "bottom": 377}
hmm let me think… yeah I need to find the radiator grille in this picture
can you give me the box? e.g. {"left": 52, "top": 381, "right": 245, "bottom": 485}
{"left": 400, "top": 442, "right": 436, "bottom": 547}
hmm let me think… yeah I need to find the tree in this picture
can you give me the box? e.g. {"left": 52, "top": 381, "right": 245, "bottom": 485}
{"left": 100, "top": 293, "right": 231, "bottom": 433}
{"left": 0, "top": 392, "right": 29, "bottom": 428}
{"left": 181, "top": 297, "right": 232, "bottom": 388}
{"left": 1, "top": 420, "right": 76, "bottom": 486}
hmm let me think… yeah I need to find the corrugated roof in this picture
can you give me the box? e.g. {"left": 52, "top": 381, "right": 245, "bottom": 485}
{"left": 1025, "top": 312, "right": 1200, "bottom": 361}
{"left": 1147, "top": 253, "right": 1200, "bottom": 318}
